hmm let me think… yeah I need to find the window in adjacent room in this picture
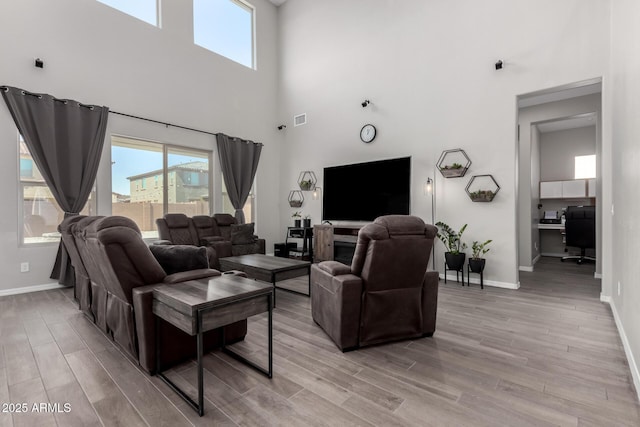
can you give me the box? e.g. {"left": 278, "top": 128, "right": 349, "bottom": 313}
{"left": 111, "top": 136, "right": 212, "bottom": 238}
{"left": 18, "top": 135, "right": 95, "bottom": 245}
{"left": 96, "top": 0, "right": 158, "bottom": 26}
{"left": 193, "top": 0, "right": 255, "bottom": 69}
{"left": 575, "top": 154, "right": 596, "bottom": 179}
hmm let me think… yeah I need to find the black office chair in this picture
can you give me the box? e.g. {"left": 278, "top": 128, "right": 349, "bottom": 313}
{"left": 562, "top": 206, "right": 596, "bottom": 264}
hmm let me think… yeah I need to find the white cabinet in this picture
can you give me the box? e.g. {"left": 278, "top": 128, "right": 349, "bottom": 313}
{"left": 562, "top": 180, "right": 587, "bottom": 198}
{"left": 587, "top": 178, "right": 596, "bottom": 197}
{"left": 540, "top": 181, "right": 563, "bottom": 198}
{"left": 540, "top": 179, "right": 588, "bottom": 199}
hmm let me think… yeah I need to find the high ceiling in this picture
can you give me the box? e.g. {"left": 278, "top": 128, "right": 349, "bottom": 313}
{"left": 268, "top": 0, "right": 287, "bottom": 6}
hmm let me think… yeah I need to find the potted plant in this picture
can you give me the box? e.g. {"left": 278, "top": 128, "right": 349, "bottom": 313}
{"left": 469, "top": 190, "right": 495, "bottom": 202}
{"left": 470, "top": 239, "right": 492, "bottom": 273}
{"left": 299, "top": 180, "right": 313, "bottom": 191}
{"left": 440, "top": 162, "right": 467, "bottom": 177}
{"left": 292, "top": 211, "right": 302, "bottom": 227}
{"left": 303, "top": 214, "right": 311, "bottom": 228}
{"left": 436, "top": 221, "right": 467, "bottom": 271}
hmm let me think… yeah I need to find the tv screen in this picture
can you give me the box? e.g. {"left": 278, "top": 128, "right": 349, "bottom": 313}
{"left": 322, "top": 157, "right": 411, "bottom": 221}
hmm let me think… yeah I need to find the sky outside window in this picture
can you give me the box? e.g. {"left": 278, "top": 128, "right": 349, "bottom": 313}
{"left": 96, "top": 0, "right": 158, "bottom": 26}
{"left": 194, "top": 0, "right": 254, "bottom": 68}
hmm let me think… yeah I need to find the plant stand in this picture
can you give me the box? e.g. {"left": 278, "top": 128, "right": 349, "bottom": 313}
{"left": 467, "top": 264, "right": 484, "bottom": 289}
{"left": 444, "top": 260, "right": 465, "bottom": 286}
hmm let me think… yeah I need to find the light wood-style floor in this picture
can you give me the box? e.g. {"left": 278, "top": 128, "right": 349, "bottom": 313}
{"left": 1, "top": 257, "right": 638, "bottom": 426}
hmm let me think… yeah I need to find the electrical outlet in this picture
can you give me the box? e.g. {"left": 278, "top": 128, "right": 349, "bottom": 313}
{"left": 618, "top": 281, "right": 621, "bottom": 296}
{"left": 611, "top": 204, "right": 615, "bottom": 216}
{"left": 534, "top": 241, "right": 538, "bottom": 250}
{"left": 20, "top": 262, "right": 29, "bottom": 273}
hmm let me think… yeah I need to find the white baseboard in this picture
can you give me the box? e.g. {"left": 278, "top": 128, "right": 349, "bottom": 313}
{"left": 607, "top": 299, "right": 640, "bottom": 403}
{"left": 439, "top": 273, "right": 520, "bottom": 289}
{"left": 0, "top": 282, "right": 65, "bottom": 297}
{"left": 600, "top": 293, "right": 611, "bottom": 303}
{"left": 518, "top": 255, "right": 542, "bottom": 271}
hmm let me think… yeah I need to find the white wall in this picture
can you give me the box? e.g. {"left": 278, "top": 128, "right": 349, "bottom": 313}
{"left": 540, "top": 126, "right": 596, "bottom": 181}
{"left": 0, "top": 0, "right": 281, "bottom": 291}
{"left": 518, "top": 94, "right": 601, "bottom": 270}
{"left": 610, "top": 0, "right": 640, "bottom": 400}
{"left": 530, "top": 125, "right": 541, "bottom": 260}
{"left": 278, "top": 0, "right": 610, "bottom": 287}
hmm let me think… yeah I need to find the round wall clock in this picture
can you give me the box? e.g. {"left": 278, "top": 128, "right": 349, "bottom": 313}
{"left": 360, "top": 124, "right": 377, "bottom": 143}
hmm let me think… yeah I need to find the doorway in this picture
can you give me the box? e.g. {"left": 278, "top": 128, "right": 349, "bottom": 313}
{"left": 516, "top": 79, "right": 602, "bottom": 283}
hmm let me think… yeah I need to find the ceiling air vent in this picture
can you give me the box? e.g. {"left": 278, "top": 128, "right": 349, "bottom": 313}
{"left": 294, "top": 113, "right": 307, "bottom": 127}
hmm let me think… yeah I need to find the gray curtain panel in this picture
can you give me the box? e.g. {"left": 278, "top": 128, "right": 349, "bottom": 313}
{"left": 1, "top": 86, "right": 109, "bottom": 286}
{"left": 216, "top": 133, "right": 263, "bottom": 224}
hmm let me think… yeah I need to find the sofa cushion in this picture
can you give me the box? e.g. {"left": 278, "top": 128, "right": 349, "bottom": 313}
{"left": 231, "top": 223, "right": 256, "bottom": 245}
{"left": 163, "top": 213, "right": 190, "bottom": 228}
{"left": 149, "top": 244, "right": 209, "bottom": 275}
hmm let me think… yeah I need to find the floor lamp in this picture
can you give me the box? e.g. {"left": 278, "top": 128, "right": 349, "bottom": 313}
{"left": 312, "top": 187, "right": 322, "bottom": 222}
{"left": 425, "top": 177, "right": 436, "bottom": 270}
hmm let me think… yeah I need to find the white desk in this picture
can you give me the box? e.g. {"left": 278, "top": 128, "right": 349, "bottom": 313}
{"left": 536, "top": 223, "right": 564, "bottom": 231}
{"left": 536, "top": 223, "right": 565, "bottom": 257}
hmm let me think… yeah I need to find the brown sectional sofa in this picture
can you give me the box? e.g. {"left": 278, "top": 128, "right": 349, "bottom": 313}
{"left": 59, "top": 215, "right": 247, "bottom": 374}
{"left": 156, "top": 213, "right": 265, "bottom": 268}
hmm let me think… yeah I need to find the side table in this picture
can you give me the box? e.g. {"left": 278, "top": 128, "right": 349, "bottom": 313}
{"left": 153, "top": 274, "right": 273, "bottom": 416}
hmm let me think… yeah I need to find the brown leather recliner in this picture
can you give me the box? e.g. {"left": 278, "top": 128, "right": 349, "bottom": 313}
{"left": 310, "top": 215, "right": 439, "bottom": 351}
{"left": 84, "top": 216, "right": 246, "bottom": 373}
{"left": 213, "top": 213, "right": 266, "bottom": 256}
{"left": 73, "top": 215, "right": 108, "bottom": 332}
{"left": 156, "top": 213, "right": 230, "bottom": 269}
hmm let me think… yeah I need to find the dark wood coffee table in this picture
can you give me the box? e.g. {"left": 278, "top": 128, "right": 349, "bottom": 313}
{"left": 218, "top": 254, "right": 311, "bottom": 306}
{"left": 152, "top": 274, "right": 273, "bottom": 416}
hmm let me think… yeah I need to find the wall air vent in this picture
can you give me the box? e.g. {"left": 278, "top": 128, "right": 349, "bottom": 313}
{"left": 294, "top": 113, "right": 307, "bottom": 127}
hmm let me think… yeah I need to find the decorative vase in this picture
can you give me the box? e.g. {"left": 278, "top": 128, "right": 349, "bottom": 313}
{"left": 469, "top": 258, "right": 486, "bottom": 273}
{"left": 294, "top": 219, "right": 301, "bottom": 228}
{"left": 445, "top": 252, "right": 466, "bottom": 271}
{"left": 303, "top": 218, "right": 311, "bottom": 228}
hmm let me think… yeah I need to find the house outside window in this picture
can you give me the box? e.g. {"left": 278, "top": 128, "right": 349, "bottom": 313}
{"left": 111, "top": 136, "right": 212, "bottom": 238}
{"left": 18, "top": 135, "right": 95, "bottom": 245}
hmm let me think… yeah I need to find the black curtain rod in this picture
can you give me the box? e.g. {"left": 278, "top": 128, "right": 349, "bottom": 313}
{"left": 110, "top": 110, "right": 219, "bottom": 137}
{"left": 1, "top": 85, "right": 223, "bottom": 139}
{"left": 1, "top": 85, "right": 98, "bottom": 109}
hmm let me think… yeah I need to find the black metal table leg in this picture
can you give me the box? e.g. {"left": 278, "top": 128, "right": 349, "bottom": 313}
{"left": 155, "top": 317, "right": 204, "bottom": 416}
{"left": 196, "top": 313, "right": 204, "bottom": 416}
{"left": 271, "top": 272, "right": 277, "bottom": 308}
{"left": 221, "top": 293, "right": 273, "bottom": 378}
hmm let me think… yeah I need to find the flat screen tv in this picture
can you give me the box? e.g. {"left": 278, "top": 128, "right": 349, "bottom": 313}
{"left": 322, "top": 157, "right": 411, "bottom": 222}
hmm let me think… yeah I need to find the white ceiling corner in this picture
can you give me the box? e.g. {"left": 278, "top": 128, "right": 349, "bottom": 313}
{"left": 268, "top": 0, "right": 287, "bottom": 6}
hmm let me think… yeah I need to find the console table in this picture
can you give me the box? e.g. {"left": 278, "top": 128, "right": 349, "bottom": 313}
{"left": 152, "top": 275, "right": 273, "bottom": 416}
